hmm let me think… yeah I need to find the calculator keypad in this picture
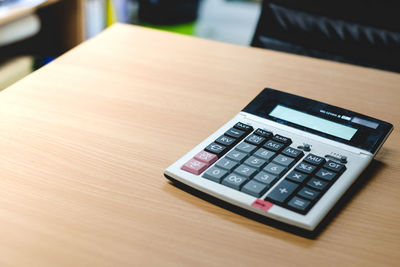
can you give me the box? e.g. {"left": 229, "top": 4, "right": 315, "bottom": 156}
{"left": 181, "top": 122, "right": 347, "bottom": 215}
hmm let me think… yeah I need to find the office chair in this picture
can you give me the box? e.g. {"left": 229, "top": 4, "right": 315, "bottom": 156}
{"left": 251, "top": 0, "right": 400, "bottom": 72}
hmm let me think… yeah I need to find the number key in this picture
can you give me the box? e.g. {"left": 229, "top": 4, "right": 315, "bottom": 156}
{"left": 236, "top": 142, "right": 257, "bottom": 154}
{"left": 226, "top": 150, "right": 247, "bottom": 162}
{"left": 272, "top": 154, "right": 295, "bottom": 168}
{"left": 234, "top": 164, "right": 257, "bottom": 178}
{"left": 253, "top": 148, "right": 275, "bottom": 161}
{"left": 203, "top": 167, "right": 228, "bottom": 183}
{"left": 215, "top": 158, "right": 237, "bottom": 171}
{"left": 263, "top": 162, "right": 286, "bottom": 177}
{"left": 244, "top": 156, "right": 266, "bottom": 169}
{"left": 222, "top": 174, "right": 248, "bottom": 190}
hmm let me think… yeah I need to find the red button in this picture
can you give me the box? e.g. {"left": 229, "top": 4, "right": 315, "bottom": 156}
{"left": 251, "top": 199, "right": 273, "bottom": 212}
{"left": 181, "top": 158, "right": 209, "bottom": 175}
{"left": 194, "top": 150, "right": 218, "bottom": 164}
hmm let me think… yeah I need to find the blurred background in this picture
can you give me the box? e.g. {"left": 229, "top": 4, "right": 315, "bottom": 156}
{"left": 0, "top": 0, "right": 399, "bottom": 91}
{"left": 0, "top": 0, "right": 261, "bottom": 91}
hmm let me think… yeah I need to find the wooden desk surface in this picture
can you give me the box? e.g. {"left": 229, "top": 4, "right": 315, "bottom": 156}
{"left": 0, "top": 24, "right": 399, "bottom": 266}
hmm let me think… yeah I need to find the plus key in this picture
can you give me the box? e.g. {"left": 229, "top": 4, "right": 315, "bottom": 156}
{"left": 266, "top": 180, "right": 299, "bottom": 204}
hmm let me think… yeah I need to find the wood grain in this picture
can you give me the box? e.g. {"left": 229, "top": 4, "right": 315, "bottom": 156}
{"left": 0, "top": 24, "right": 399, "bottom": 266}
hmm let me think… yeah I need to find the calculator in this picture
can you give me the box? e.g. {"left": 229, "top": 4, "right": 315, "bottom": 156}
{"left": 164, "top": 88, "right": 393, "bottom": 231}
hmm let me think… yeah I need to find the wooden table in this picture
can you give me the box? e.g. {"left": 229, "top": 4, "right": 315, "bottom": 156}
{"left": 0, "top": 24, "right": 399, "bottom": 266}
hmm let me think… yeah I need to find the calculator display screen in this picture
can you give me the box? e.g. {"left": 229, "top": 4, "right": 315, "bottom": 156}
{"left": 269, "top": 105, "right": 358, "bottom": 140}
{"left": 242, "top": 88, "right": 393, "bottom": 154}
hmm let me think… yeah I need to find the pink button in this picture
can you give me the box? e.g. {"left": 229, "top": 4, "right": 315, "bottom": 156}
{"left": 194, "top": 150, "right": 218, "bottom": 164}
{"left": 251, "top": 199, "right": 273, "bottom": 212}
{"left": 181, "top": 158, "right": 209, "bottom": 175}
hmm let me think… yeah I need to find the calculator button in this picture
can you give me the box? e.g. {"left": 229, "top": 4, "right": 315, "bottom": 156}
{"left": 241, "top": 180, "right": 269, "bottom": 197}
{"left": 304, "top": 153, "right": 326, "bottom": 166}
{"left": 236, "top": 142, "right": 257, "bottom": 154}
{"left": 244, "top": 156, "right": 266, "bottom": 169}
{"left": 295, "top": 161, "right": 317, "bottom": 174}
{"left": 234, "top": 164, "right": 257, "bottom": 178}
{"left": 226, "top": 150, "right": 247, "bottom": 162}
{"left": 263, "top": 162, "right": 286, "bottom": 177}
{"left": 234, "top": 122, "right": 253, "bottom": 133}
{"left": 245, "top": 134, "right": 266, "bottom": 146}
{"left": 297, "top": 187, "right": 320, "bottom": 200}
{"left": 205, "top": 142, "right": 227, "bottom": 157}
{"left": 181, "top": 158, "right": 209, "bottom": 175}
{"left": 264, "top": 140, "right": 285, "bottom": 152}
{"left": 215, "top": 135, "right": 236, "bottom": 147}
{"left": 288, "top": 196, "right": 310, "bottom": 212}
{"left": 272, "top": 154, "right": 295, "bottom": 168}
{"left": 266, "top": 180, "right": 299, "bottom": 204}
{"left": 216, "top": 158, "right": 238, "bottom": 171}
{"left": 253, "top": 148, "right": 276, "bottom": 161}
{"left": 315, "top": 168, "right": 337, "bottom": 181}
{"left": 222, "top": 174, "right": 248, "bottom": 190}
{"left": 286, "top": 171, "right": 308, "bottom": 183}
{"left": 253, "top": 172, "right": 278, "bottom": 186}
{"left": 203, "top": 167, "right": 228, "bottom": 183}
{"left": 323, "top": 161, "right": 346, "bottom": 173}
{"left": 272, "top": 134, "right": 292, "bottom": 145}
{"left": 254, "top": 128, "right": 273, "bottom": 138}
{"left": 307, "top": 178, "right": 329, "bottom": 191}
{"left": 194, "top": 150, "right": 218, "bottom": 165}
{"left": 281, "top": 146, "right": 304, "bottom": 160}
{"left": 225, "top": 127, "right": 245, "bottom": 139}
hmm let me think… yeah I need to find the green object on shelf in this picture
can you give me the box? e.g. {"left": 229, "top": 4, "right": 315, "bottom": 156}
{"left": 141, "top": 22, "right": 196, "bottom": 36}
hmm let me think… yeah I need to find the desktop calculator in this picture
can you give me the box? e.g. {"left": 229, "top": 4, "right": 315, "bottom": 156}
{"left": 164, "top": 88, "right": 393, "bottom": 231}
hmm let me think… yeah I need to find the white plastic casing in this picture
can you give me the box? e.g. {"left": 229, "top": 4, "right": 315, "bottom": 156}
{"left": 164, "top": 112, "right": 374, "bottom": 231}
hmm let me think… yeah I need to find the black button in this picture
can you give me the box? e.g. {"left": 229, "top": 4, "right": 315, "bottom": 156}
{"left": 215, "top": 135, "right": 236, "bottom": 147}
{"left": 307, "top": 178, "right": 329, "bottom": 191}
{"left": 254, "top": 128, "right": 273, "bottom": 138}
{"left": 225, "top": 127, "right": 245, "bottom": 139}
{"left": 287, "top": 196, "right": 310, "bottom": 212}
{"left": 266, "top": 180, "right": 298, "bottom": 204}
{"left": 204, "top": 142, "right": 227, "bottom": 157}
{"left": 263, "top": 140, "right": 284, "bottom": 152}
{"left": 304, "top": 153, "right": 326, "bottom": 166}
{"left": 315, "top": 168, "right": 337, "bottom": 181}
{"left": 295, "top": 161, "right": 317, "bottom": 174}
{"left": 323, "top": 161, "right": 346, "bottom": 173}
{"left": 272, "top": 134, "right": 292, "bottom": 145}
{"left": 282, "top": 146, "right": 304, "bottom": 160}
{"left": 245, "top": 134, "right": 266, "bottom": 146}
{"left": 286, "top": 171, "right": 308, "bottom": 183}
{"left": 233, "top": 122, "right": 253, "bottom": 133}
{"left": 298, "top": 187, "right": 320, "bottom": 200}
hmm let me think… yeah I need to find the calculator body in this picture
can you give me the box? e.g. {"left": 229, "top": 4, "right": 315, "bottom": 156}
{"left": 164, "top": 89, "right": 393, "bottom": 231}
